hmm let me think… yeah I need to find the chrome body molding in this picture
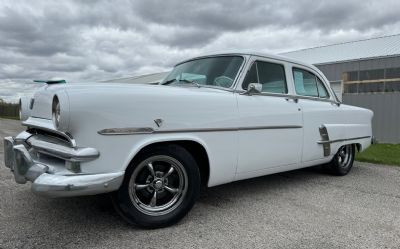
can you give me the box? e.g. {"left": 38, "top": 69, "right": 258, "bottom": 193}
{"left": 234, "top": 90, "right": 341, "bottom": 105}
{"left": 317, "top": 136, "right": 372, "bottom": 145}
{"left": 98, "top": 127, "right": 155, "bottom": 135}
{"left": 318, "top": 124, "right": 371, "bottom": 157}
{"left": 98, "top": 125, "right": 303, "bottom": 135}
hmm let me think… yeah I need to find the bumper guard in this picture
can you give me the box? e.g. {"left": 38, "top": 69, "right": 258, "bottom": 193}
{"left": 3, "top": 133, "right": 124, "bottom": 197}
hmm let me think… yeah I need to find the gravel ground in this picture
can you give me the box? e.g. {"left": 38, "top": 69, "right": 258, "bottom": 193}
{"left": 1, "top": 118, "right": 400, "bottom": 249}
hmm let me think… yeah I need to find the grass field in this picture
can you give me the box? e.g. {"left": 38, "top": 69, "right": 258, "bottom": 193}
{"left": 356, "top": 144, "right": 400, "bottom": 166}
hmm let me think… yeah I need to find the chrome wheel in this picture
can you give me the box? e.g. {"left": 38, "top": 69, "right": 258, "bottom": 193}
{"left": 336, "top": 144, "right": 353, "bottom": 168}
{"left": 128, "top": 155, "right": 188, "bottom": 216}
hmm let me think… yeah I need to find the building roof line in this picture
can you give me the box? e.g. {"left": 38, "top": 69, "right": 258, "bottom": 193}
{"left": 313, "top": 54, "right": 400, "bottom": 66}
{"left": 281, "top": 33, "right": 400, "bottom": 54}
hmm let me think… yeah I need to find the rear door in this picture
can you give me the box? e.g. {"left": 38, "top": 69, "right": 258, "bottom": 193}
{"left": 291, "top": 66, "right": 340, "bottom": 162}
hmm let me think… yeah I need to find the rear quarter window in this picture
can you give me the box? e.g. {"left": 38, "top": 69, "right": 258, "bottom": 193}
{"left": 293, "top": 68, "right": 330, "bottom": 99}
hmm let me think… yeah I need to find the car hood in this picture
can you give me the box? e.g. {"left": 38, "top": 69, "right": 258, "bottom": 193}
{"left": 30, "top": 82, "right": 232, "bottom": 120}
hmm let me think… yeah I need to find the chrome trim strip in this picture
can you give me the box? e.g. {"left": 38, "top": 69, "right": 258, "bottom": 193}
{"left": 98, "top": 125, "right": 303, "bottom": 135}
{"left": 98, "top": 127, "right": 154, "bottom": 135}
{"left": 234, "top": 90, "right": 340, "bottom": 105}
{"left": 317, "top": 136, "right": 372, "bottom": 145}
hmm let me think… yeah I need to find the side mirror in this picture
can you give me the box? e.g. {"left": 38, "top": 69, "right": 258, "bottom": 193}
{"left": 242, "top": 83, "right": 262, "bottom": 95}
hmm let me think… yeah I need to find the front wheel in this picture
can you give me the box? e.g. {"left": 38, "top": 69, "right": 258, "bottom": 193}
{"left": 326, "top": 144, "right": 355, "bottom": 176}
{"left": 112, "top": 144, "right": 200, "bottom": 228}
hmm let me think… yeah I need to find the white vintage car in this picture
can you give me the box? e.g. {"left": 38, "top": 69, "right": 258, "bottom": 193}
{"left": 4, "top": 52, "right": 373, "bottom": 228}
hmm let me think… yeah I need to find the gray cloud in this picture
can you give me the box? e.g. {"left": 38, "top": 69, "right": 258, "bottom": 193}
{"left": 1, "top": 0, "right": 400, "bottom": 102}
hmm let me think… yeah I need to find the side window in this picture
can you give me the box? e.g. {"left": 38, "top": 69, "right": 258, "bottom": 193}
{"left": 293, "top": 68, "right": 329, "bottom": 98}
{"left": 243, "top": 61, "right": 287, "bottom": 94}
{"left": 316, "top": 78, "right": 329, "bottom": 98}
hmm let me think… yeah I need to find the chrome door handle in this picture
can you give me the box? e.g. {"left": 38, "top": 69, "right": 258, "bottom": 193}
{"left": 285, "top": 97, "right": 298, "bottom": 103}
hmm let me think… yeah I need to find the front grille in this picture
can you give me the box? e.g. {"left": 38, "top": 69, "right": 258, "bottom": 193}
{"left": 27, "top": 128, "right": 74, "bottom": 147}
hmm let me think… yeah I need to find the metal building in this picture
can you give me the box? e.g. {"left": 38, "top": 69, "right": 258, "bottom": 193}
{"left": 281, "top": 34, "right": 400, "bottom": 100}
{"left": 281, "top": 34, "right": 400, "bottom": 143}
{"left": 103, "top": 72, "right": 169, "bottom": 84}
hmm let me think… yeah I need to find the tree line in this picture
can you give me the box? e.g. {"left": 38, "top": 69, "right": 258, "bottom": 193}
{"left": 0, "top": 99, "right": 19, "bottom": 119}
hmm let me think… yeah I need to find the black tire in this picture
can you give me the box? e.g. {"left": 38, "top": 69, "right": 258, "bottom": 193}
{"left": 326, "top": 144, "right": 355, "bottom": 176}
{"left": 111, "top": 144, "right": 200, "bottom": 229}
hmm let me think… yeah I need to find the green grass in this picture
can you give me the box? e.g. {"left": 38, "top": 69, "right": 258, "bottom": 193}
{"left": 0, "top": 115, "right": 20, "bottom": 120}
{"left": 356, "top": 144, "right": 400, "bottom": 166}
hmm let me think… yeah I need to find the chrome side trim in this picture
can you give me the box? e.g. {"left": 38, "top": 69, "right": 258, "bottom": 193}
{"left": 98, "top": 127, "right": 155, "bottom": 135}
{"left": 234, "top": 90, "right": 340, "bottom": 105}
{"left": 98, "top": 125, "right": 303, "bottom": 135}
{"left": 317, "top": 136, "right": 372, "bottom": 145}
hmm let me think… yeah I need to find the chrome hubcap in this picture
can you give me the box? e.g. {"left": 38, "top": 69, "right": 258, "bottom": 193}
{"left": 336, "top": 145, "right": 353, "bottom": 168}
{"left": 154, "top": 179, "right": 163, "bottom": 190}
{"left": 128, "top": 155, "right": 188, "bottom": 216}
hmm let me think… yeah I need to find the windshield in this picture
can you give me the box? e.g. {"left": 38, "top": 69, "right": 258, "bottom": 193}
{"left": 161, "top": 56, "right": 244, "bottom": 88}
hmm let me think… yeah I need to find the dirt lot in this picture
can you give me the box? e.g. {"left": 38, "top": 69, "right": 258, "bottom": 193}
{"left": 1, "top": 118, "right": 399, "bottom": 249}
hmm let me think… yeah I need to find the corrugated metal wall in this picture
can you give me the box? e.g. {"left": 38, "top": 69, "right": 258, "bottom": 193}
{"left": 343, "top": 92, "right": 400, "bottom": 143}
{"left": 316, "top": 56, "right": 400, "bottom": 82}
{"left": 316, "top": 56, "right": 400, "bottom": 144}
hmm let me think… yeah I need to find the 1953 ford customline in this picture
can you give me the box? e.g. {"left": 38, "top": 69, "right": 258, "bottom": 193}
{"left": 4, "top": 52, "right": 373, "bottom": 228}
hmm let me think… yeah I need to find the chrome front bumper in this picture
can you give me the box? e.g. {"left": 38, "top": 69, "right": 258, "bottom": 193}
{"left": 3, "top": 132, "right": 124, "bottom": 197}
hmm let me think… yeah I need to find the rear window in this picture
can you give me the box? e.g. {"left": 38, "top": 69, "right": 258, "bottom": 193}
{"left": 293, "top": 68, "right": 329, "bottom": 99}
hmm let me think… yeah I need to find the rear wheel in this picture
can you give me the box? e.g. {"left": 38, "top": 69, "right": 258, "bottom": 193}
{"left": 112, "top": 144, "right": 200, "bottom": 228}
{"left": 326, "top": 144, "right": 355, "bottom": 176}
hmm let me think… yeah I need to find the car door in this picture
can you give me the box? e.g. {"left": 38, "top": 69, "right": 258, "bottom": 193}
{"left": 291, "top": 66, "right": 340, "bottom": 163}
{"left": 235, "top": 57, "right": 303, "bottom": 179}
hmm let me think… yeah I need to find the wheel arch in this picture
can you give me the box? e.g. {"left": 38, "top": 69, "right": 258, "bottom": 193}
{"left": 124, "top": 137, "right": 210, "bottom": 187}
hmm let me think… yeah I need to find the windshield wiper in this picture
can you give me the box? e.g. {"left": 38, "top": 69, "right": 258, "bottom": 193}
{"left": 162, "top": 79, "right": 201, "bottom": 88}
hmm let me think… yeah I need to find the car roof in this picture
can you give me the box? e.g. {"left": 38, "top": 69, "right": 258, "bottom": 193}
{"left": 176, "top": 51, "right": 320, "bottom": 71}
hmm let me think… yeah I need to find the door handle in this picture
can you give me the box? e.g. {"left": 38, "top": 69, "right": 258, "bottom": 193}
{"left": 285, "top": 97, "right": 298, "bottom": 103}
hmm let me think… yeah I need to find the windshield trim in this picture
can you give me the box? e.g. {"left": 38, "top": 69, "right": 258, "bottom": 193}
{"left": 161, "top": 55, "right": 247, "bottom": 89}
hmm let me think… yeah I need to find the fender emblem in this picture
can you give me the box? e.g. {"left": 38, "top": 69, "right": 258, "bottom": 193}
{"left": 154, "top": 119, "right": 163, "bottom": 127}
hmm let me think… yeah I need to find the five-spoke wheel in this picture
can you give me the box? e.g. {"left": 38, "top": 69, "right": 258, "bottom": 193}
{"left": 129, "top": 156, "right": 188, "bottom": 216}
{"left": 112, "top": 144, "right": 200, "bottom": 228}
{"left": 326, "top": 144, "right": 355, "bottom": 176}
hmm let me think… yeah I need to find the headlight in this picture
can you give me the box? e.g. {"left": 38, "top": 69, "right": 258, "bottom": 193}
{"left": 19, "top": 96, "right": 32, "bottom": 121}
{"left": 52, "top": 96, "right": 61, "bottom": 129}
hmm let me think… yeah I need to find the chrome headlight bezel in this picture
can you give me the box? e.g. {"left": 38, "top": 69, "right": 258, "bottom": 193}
{"left": 52, "top": 95, "right": 61, "bottom": 129}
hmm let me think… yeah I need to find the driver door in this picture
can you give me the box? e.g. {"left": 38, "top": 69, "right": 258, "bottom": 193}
{"left": 235, "top": 57, "right": 303, "bottom": 179}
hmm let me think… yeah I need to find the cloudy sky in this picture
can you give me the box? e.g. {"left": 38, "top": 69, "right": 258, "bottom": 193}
{"left": 1, "top": 0, "right": 400, "bottom": 102}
